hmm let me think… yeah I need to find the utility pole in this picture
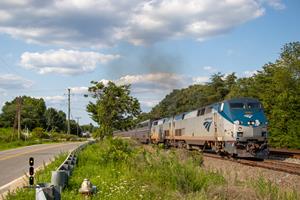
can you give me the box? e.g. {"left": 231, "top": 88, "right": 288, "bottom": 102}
{"left": 67, "top": 88, "right": 71, "bottom": 135}
{"left": 75, "top": 117, "right": 81, "bottom": 137}
{"left": 17, "top": 97, "right": 22, "bottom": 140}
{"left": 13, "top": 96, "right": 22, "bottom": 140}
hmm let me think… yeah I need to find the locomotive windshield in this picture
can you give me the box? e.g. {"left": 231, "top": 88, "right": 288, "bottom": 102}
{"left": 230, "top": 102, "right": 261, "bottom": 110}
{"left": 230, "top": 103, "right": 245, "bottom": 109}
{"left": 247, "top": 102, "right": 261, "bottom": 109}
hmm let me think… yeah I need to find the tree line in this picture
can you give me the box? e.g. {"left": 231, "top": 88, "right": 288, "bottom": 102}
{"left": 148, "top": 42, "right": 300, "bottom": 148}
{"left": 0, "top": 96, "right": 81, "bottom": 135}
{"left": 18, "top": 42, "right": 296, "bottom": 148}
{"left": 85, "top": 42, "right": 299, "bottom": 148}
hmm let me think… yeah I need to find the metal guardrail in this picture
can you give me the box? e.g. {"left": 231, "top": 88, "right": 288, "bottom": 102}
{"left": 36, "top": 141, "right": 95, "bottom": 200}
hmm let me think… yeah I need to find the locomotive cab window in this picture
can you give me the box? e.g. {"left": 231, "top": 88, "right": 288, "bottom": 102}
{"left": 247, "top": 102, "right": 261, "bottom": 109}
{"left": 230, "top": 103, "right": 245, "bottom": 109}
{"left": 197, "top": 108, "right": 205, "bottom": 116}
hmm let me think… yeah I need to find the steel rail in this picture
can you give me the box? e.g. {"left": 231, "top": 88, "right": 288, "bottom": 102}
{"left": 203, "top": 153, "right": 300, "bottom": 176}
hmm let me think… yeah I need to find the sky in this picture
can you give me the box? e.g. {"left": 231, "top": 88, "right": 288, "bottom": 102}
{"left": 0, "top": 0, "right": 299, "bottom": 125}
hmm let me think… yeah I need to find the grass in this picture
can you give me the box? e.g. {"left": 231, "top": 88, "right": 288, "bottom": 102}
{"left": 0, "top": 128, "right": 84, "bottom": 151}
{"left": 5, "top": 138, "right": 299, "bottom": 200}
{"left": 61, "top": 138, "right": 225, "bottom": 199}
{"left": 4, "top": 153, "right": 68, "bottom": 200}
{"left": 247, "top": 177, "right": 299, "bottom": 200}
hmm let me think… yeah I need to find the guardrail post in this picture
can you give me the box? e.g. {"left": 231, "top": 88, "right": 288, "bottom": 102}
{"left": 36, "top": 183, "right": 60, "bottom": 200}
{"left": 35, "top": 141, "right": 95, "bottom": 200}
{"left": 51, "top": 171, "right": 68, "bottom": 192}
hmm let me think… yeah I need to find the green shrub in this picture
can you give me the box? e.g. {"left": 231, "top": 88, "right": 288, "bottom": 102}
{"left": 31, "top": 127, "right": 49, "bottom": 139}
{"left": 0, "top": 128, "right": 14, "bottom": 142}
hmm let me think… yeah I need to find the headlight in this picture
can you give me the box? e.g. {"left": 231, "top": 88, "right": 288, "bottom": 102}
{"left": 248, "top": 121, "right": 255, "bottom": 125}
{"left": 234, "top": 120, "right": 241, "bottom": 125}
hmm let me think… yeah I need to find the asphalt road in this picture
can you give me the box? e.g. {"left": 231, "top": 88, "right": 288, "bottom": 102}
{"left": 0, "top": 142, "right": 85, "bottom": 195}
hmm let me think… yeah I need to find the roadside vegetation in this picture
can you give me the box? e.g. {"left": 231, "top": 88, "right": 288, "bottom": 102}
{"left": 0, "top": 127, "right": 82, "bottom": 151}
{"left": 0, "top": 95, "right": 94, "bottom": 150}
{"left": 61, "top": 138, "right": 298, "bottom": 200}
{"left": 3, "top": 138, "right": 298, "bottom": 199}
{"left": 0, "top": 95, "right": 82, "bottom": 133}
{"left": 4, "top": 153, "right": 68, "bottom": 200}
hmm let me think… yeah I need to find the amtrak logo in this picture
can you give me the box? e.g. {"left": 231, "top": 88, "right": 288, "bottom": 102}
{"left": 203, "top": 119, "right": 212, "bottom": 132}
{"left": 244, "top": 114, "right": 253, "bottom": 118}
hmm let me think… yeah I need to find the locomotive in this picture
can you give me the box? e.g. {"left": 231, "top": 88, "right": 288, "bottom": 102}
{"left": 115, "top": 98, "right": 269, "bottom": 159}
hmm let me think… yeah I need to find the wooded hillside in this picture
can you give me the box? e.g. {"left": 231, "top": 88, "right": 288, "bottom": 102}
{"left": 149, "top": 42, "right": 300, "bottom": 149}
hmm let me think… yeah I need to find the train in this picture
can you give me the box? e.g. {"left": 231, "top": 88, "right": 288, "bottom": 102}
{"left": 114, "top": 98, "right": 269, "bottom": 159}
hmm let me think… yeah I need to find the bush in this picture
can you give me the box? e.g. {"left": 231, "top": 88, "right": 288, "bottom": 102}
{"left": 31, "top": 127, "right": 49, "bottom": 139}
{"left": 0, "top": 128, "right": 14, "bottom": 142}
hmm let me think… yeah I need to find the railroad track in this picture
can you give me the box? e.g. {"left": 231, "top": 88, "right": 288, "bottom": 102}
{"left": 203, "top": 153, "right": 300, "bottom": 176}
{"left": 269, "top": 148, "right": 300, "bottom": 159}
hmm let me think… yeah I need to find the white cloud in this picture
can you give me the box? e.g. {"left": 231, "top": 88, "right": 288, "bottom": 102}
{"left": 192, "top": 76, "right": 210, "bottom": 84}
{"left": 0, "top": 74, "right": 33, "bottom": 89}
{"left": 116, "top": 73, "right": 187, "bottom": 89}
{"left": 32, "top": 95, "right": 66, "bottom": 108}
{"left": 91, "top": 72, "right": 210, "bottom": 111}
{"left": 0, "top": 0, "right": 271, "bottom": 47}
{"left": 99, "top": 72, "right": 210, "bottom": 91}
{"left": 203, "top": 66, "right": 217, "bottom": 73}
{"left": 69, "top": 86, "right": 89, "bottom": 94}
{"left": 244, "top": 70, "right": 258, "bottom": 77}
{"left": 263, "top": 0, "right": 285, "bottom": 10}
{"left": 43, "top": 95, "right": 66, "bottom": 103}
{"left": 139, "top": 99, "right": 160, "bottom": 108}
{"left": 20, "top": 49, "right": 120, "bottom": 75}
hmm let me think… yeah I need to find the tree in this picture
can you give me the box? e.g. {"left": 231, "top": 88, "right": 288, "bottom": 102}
{"left": 81, "top": 123, "right": 95, "bottom": 133}
{"left": 86, "top": 81, "right": 141, "bottom": 137}
{"left": 44, "top": 108, "right": 66, "bottom": 132}
{"left": 227, "top": 42, "right": 300, "bottom": 148}
{"left": 68, "top": 119, "right": 81, "bottom": 135}
{"left": 149, "top": 73, "right": 236, "bottom": 119}
{"left": 0, "top": 96, "right": 46, "bottom": 130}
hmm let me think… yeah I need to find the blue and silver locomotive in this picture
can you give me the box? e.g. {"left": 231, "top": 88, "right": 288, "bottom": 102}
{"left": 114, "top": 98, "right": 269, "bottom": 159}
{"left": 150, "top": 98, "right": 269, "bottom": 158}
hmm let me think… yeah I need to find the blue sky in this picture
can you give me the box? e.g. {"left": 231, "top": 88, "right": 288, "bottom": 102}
{"left": 0, "top": 0, "right": 299, "bottom": 125}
